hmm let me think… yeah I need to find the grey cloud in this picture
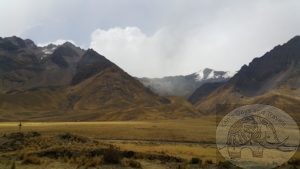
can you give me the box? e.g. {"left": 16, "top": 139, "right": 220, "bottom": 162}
{"left": 1, "top": 0, "right": 300, "bottom": 77}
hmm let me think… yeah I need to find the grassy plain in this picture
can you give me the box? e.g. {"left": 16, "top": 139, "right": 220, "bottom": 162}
{"left": 0, "top": 117, "right": 216, "bottom": 143}
{"left": 0, "top": 117, "right": 299, "bottom": 169}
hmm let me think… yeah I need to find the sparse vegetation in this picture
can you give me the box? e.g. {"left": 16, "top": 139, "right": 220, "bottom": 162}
{"left": 190, "top": 157, "right": 202, "bottom": 165}
{"left": 121, "top": 158, "right": 141, "bottom": 168}
{"left": 76, "top": 156, "right": 103, "bottom": 168}
{"left": 103, "top": 145, "right": 121, "bottom": 164}
{"left": 0, "top": 120, "right": 299, "bottom": 169}
{"left": 21, "top": 155, "right": 41, "bottom": 165}
{"left": 205, "top": 159, "right": 213, "bottom": 165}
{"left": 288, "top": 159, "right": 300, "bottom": 166}
{"left": 176, "top": 163, "right": 188, "bottom": 169}
{"left": 58, "top": 133, "right": 89, "bottom": 143}
{"left": 10, "top": 161, "right": 16, "bottom": 169}
{"left": 217, "top": 161, "right": 241, "bottom": 169}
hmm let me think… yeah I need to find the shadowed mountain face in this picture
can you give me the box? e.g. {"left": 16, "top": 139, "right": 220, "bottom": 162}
{"left": 71, "top": 49, "right": 115, "bottom": 85}
{"left": 188, "top": 82, "right": 226, "bottom": 104}
{"left": 0, "top": 37, "right": 85, "bottom": 92}
{"left": 230, "top": 36, "right": 300, "bottom": 96}
{"left": 0, "top": 36, "right": 200, "bottom": 121}
{"left": 138, "top": 68, "right": 234, "bottom": 98}
{"left": 193, "top": 36, "right": 300, "bottom": 118}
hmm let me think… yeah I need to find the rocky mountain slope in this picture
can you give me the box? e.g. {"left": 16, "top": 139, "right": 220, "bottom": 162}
{"left": 138, "top": 68, "right": 234, "bottom": 98}
{"left": 0, "top": 36, "right": 200, "bottom": 121}
{"left": 193, "top": 36, "right": 300, "bottom": 119}
{"left": 188, "top": 81, "right": 226, "bottom": 104}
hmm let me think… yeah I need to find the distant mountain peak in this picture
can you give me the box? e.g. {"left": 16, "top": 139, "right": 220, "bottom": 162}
{"left": 24, "top": 39, "right": 37, "bottom": 48}
{"left": 194, "top": 68, "right": 235, "bottom": 81}
{"left": 138, "top": 68, "right": 234, "bottom": 98}
{"left": 61, "top": 41, "right": 77, "bottom": 48}
{"left": 288, "top": 35, "right": 300, "bottom": 42}
{"left": 4, "top": 36, "right": 23, "bottom": 41}
{"left": 85, "top": 48, "right": 99, "bottom": 55}
{"left": 71, "top": 48, "right": 114, "bottom": 85}
{"left": 40, "top": 44, "right": 58, "bottom": 59}
{"left": 0, "top": 36, "right": 199, "bottom": 121}
{"left": 0, "top": 36, "right": 36, "bottom": 50}
{"left": 193, "top": 35, "right": 300, "bottom": 115}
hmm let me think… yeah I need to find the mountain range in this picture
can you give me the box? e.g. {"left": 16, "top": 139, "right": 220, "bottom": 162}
{"left": 0, "top": 36, "right": 200, "bottom": 121}
{"left": 0, "top": 35, "right": 299, "bottom": 121}
{"left": 138, "top": 68, "right": 234, "bottom": 98}
{"left": 192, "top": 36, "right": 300, "bottom": 119}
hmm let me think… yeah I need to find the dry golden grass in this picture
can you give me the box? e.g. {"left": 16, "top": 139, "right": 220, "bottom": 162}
{"left": 0, "top": 117, "right": 216, "bottom": 143}
{"left": 0, "top": 116, "right": 299, "bottom": 169}
{"left": 113, "top": 141, "right": 217, "bottom": 161}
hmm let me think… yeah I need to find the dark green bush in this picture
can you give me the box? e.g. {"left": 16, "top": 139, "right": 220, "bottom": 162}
{"left": 103, "top": 145, "right": 121, "bottom": 164}
{"left": 190, "top": 157, "right": 202, "bottom": 165}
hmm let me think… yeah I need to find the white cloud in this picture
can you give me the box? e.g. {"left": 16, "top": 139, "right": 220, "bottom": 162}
{"left": 1, "top": 0, "right": 300, "bottom": 77}
{"left": 38, "top": 39, "right": 77, "bottom": 47}
{"left": 89, "top": 0, "right": 300, "bottom": 78}
{"left": 0, "top": 0, "right": 59, "bottom": 37}
{"left": 90, "top": 27, "right": 186, "bottom": 77}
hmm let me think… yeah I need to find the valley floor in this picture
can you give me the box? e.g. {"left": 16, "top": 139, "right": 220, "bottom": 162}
{"left": 0, "top": 118, "right": 299, "bottom": 169}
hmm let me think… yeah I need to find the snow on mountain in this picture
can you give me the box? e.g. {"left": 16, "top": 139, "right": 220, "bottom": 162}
{"left": 40, "top": 44, "right": 58, "bottom": 60}
{"left": 223, "top": 71, "right": 236, "bottom": 78}
{"left": 194, "top": 68, "right": 236, "bottom": 81}
{"left": 139, "top": 68, "right": 235, "bottom": 98}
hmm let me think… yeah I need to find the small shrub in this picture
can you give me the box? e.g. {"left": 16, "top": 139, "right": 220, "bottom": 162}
{"left": 190, "top": 157, "right": 202, "bottom": 165}
{"left": 25, "top": 131, "right": 41, "bottom": 138}
{"left": 177, "top": 163, "right": 188, "bottom": 169}
{"left": 218, "top": 161, "right": 233, "bottom": 169}
{"left": 18, "top": 152, "right": 27, "bottom": 161}
{"left": 22, "top": 155, "right": 41, "bottom": 165}
{"left": 61, "top": 155, "right": 69, "bottom": 163}
{"left": 58, "top": 133, "right": 88, "bottom": 143}
{"left": 121, "top": 158, "right": 141, "bottom": 168}
{"left": 205, "top": 159, "right": 213, "bottom": 164}
{"left": 123, "top": 150, "right": 135, "bottom": 158}
{"left": 84, "top": 156, "right": 103, "bottom": 167}
{"left": 103, "top": 146, "right": 121, "bottom": 164}
{"left": 10, "top": 161, "right": 16, "bottom": 169}
{"left": 288, "top": 159, "right": 300, "bottom": 166}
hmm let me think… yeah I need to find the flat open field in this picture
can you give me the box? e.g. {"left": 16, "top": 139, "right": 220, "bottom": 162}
{"left": 0, "top": 117, "right": 299, "bottom": 169}
{"left": 0, "top": 118, "right": 217, "bottom": 161}
{"left": 0, "top": 117, "right": 217, "bottom": 143}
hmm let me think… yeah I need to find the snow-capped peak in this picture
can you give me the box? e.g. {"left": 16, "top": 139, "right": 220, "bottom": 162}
{"left": 223, "top": 71, "right": 236, "bottom": 78}
{"left": 194, "top": 68, "right": 235, "bottom": 81}
{"left": 40, "top": 44, "right": 58, "bottom": 60}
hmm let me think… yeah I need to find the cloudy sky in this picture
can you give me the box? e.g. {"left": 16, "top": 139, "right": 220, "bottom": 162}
{"left": 1, "top": 0, "right": 300, "bottom": 77}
